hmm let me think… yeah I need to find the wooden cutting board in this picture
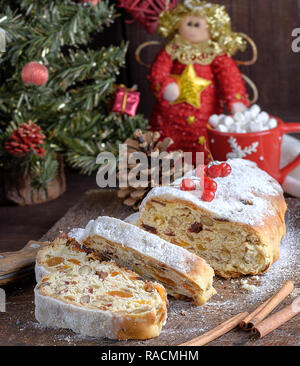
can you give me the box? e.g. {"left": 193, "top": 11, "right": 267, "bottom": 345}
{"left": 0, "top": 189, "right": 299, "bottom": 346}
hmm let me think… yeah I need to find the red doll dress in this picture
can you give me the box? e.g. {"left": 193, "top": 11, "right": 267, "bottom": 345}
{"left": 148, "top": 48, "right": 250, "bottom": 160}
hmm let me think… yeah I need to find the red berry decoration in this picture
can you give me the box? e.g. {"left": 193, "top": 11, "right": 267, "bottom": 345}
{"left": 80, "top": 0, "right": 101, "bottom": 5}
{"left": 207, "top": 164, "right": 222, "bottom": 178}
{"left": 195, "top": 164, "right": 208, "bottom": 178}
{"left": 204, "top": 165, "right": 208, "bottom": 176}
{"left": 197, "top": 162, "right": 230, "bottom": 202}
{"left": 201, "top": 190, "right": 215, "bottom": 202}
{"left": 220, "top": 163, "right": 232, "bottom": 177}
{"left": 180, "top": 179, "right": 195, "bottom": 191}
{"left": 204, "top": 176, "right": 217, "bottom": 192}
{"left": 5, "top": 120, "right": 46, "bottom": 157}
{"left": 22, "top": 62, "right": 49, "bottom": 86}
{"left": 195, "top": 164, "right": 201, "bottom": 178}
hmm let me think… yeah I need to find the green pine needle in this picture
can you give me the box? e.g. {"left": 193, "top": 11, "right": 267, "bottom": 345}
{"left": 0, "top": 1, "right": 149, "bottom": 187}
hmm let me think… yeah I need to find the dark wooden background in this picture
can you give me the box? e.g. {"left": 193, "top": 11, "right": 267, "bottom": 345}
{"left": 107, "top": 0, "right": 300, "bottom": 123}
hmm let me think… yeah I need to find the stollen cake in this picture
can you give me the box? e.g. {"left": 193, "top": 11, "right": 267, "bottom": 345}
{"left": 35, "top": 238, "right": 167, "bottom": 340}
{"left": 137, "top": 159, "right": 287, "bottom": 278}
{"left": 69, "top": 216, "right": 216, "bottom": 305}
{"left": 35, "top": 235, "right": 100, "bottom": 282}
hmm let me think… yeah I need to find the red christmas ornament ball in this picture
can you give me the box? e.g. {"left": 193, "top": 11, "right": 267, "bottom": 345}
{"left": 22, "top": 62, "right": 49, "bottom": 86}
{"left": 80, "top": 0, "right": 101, "bottom": 5}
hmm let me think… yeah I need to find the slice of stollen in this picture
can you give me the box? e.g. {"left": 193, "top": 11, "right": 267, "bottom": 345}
{"left": 68, "top": 216, "right": 216, "bottom": 305}
{"left": 35, "top": 238, "right": 167, "bottom": 340}
{"left": 35, "top": 235, "right": 100, "bottom": 282}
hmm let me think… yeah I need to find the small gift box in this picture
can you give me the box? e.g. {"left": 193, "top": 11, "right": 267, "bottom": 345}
{"left": 112, "top": 85, "right": 140, "bottom": 117}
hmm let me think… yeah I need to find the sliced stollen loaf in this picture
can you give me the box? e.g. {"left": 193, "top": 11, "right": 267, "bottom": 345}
{"left": 35, "top": 235, "right": 100, "bottom": 282}
{"left": 68, "top": 216, "right": 216, "bottom": 305}
{"left": 137, "top": 159, "right": 287, "bottom": 278}
{"left": 35, "top": 238, "right": 167, "bottom": 340}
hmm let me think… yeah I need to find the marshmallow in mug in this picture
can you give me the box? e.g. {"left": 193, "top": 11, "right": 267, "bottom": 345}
{"left": 209, "top": 105, "right": 278, "bottom": 133}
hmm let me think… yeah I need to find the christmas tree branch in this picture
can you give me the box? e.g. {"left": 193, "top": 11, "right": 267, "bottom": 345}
{"left": 0, "top": 10, "right": 25, "bottom": 47}
{"left": 56, "top": 113, "right": 148, "bottom": 175}
{"left": 5, "top": 0, "right": 117, "bottom": 65}
{"left": 0, "top": 0, "right": 150, "bottom": 190}
{"left": 50, "top": 44, "right": 128, "bottom": 91}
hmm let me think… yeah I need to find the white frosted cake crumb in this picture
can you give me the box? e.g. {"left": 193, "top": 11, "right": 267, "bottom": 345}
{"left": 240, "top": 279, "right": 257, "bottom": 292}
{"left": 140, "top": 159, "right": 283, "bottom": 226}
{"left": 124, "top": 212, "right": 140, "bottom": 225}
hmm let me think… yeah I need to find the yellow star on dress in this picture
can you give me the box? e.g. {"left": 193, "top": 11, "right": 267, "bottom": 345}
{"left": 171, "top": 64, "right": 211, "bottom": 109}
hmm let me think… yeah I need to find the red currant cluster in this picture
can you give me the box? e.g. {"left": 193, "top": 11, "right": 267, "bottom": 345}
{"left": 180, "top": 163, "right": 232, "bottom": 202}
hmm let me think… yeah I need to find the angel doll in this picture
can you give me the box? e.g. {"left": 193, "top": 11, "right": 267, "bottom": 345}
{"left": 148, "top": 0, "right": 251, "bottom": 159}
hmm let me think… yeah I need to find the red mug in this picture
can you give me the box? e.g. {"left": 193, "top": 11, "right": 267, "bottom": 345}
{"left": 206, "top": 117, "right": 300, "bottom": 183}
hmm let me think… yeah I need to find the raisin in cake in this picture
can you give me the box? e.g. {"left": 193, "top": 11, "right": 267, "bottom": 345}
{"left": 69, "top": 216, "right": 216, "bottom": 305}
{"left": 35, "top": 238, "right": 167, "bottom": 340}
{"left": 137, "top": 159, "right": 287, "bottom": 278}
{"left": 35, "top": 235, "right": 100, "bottom": 282}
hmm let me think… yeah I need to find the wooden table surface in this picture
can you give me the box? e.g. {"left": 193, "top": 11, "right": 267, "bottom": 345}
{"left": 0, "top": 169, "right": 99, "bottom": 253}
{"left": 0, "top": 170, "right": 299, "bottom": 346}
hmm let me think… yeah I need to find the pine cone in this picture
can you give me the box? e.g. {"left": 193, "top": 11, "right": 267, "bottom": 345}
{"left": 118, "top": 129, "right": 194, "bottom": 210}
{"left": 5, "top": 120, "right": 46, "bottom": 157}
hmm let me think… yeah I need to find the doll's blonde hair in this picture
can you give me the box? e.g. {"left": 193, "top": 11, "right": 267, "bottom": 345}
{"left": 158, "top": 0, "right": 246, "bottom": 55}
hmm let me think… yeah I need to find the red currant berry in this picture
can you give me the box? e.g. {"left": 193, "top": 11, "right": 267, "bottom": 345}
{"left": 201, "top": 190, "right": 215, "bottom": 202}
{"left": 207, "top": 164, "right": 222, "bottom": 178}
{"left": 204, "top": 176, "right": 218, "bottom": 192}
{"left": 180, "top": 179, "right": 195, "bottom": 191}
{"left": 195, "top": 164, "right": 208, "bottom": 178}
{"left": 204, "top": 165, "right": 208, "bottom": 176}
{"left": 220, "top": 163, "right": 232, "bottom": 177}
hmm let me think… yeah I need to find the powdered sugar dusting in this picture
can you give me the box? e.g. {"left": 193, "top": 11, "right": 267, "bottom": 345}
{"left": 140, "top": 159, "right": 283, "bottom": 226}
{"left": 69, "top": 216, "right": 204, "bottom": 275}
{"left": 161, "top": 208, "right": 298, "bottom": 328}
{"left": 124, "top": 212, "right": 140, "bottom": 224}
{"left": 236, "top": 199, "right": 300, "bottom": 303}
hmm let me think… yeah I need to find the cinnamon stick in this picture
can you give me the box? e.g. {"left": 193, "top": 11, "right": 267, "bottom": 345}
{"left": 240, "top": 298, "right": 271, "bottom": 329}
{"left": 179, "top": 311, "right": 249, "bottom": 346}
{"left": 252, "top": 297, "right": 300, "bottom": 338}
{"left": 247, "top": 280, "right": 294, "bottom": 329}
